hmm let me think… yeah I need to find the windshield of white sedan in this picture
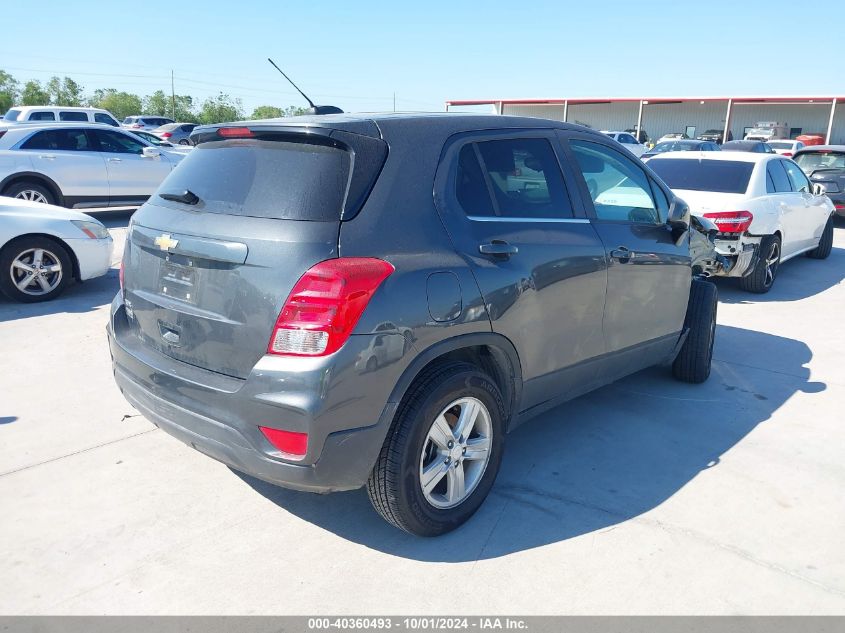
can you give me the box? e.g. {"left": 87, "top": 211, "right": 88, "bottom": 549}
{"left": 794, "top": 151, "right": 845, "bottom": 172}
{"left": 649, "top": 159, "right": 753, "bottom": 194}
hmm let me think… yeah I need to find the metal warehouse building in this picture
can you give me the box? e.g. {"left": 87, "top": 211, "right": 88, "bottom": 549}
{"left": 445, "top": 96, "right": 845, "bottom": 145}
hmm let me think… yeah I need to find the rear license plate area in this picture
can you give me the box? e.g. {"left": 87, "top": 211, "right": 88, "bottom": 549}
{"left": 159, "top": 260, "right": 197, "bottom": 303}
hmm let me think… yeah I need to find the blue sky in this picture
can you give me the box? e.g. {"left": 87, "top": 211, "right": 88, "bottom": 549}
{"left": 2, "top": 0, "right": 842, "bottom": 115}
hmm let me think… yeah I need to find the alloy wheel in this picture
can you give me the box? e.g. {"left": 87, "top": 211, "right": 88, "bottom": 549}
{"left": 10, "top": 248, "right": 63, "bottom": 296}
{"left": 419, "top": 397, "right": 493, "bottom": 509}
{"left": 764, "top": 241, "right": 780, "bottom": 287}
{"left": 14, "top": 190, "right": 48, "bottom": 204}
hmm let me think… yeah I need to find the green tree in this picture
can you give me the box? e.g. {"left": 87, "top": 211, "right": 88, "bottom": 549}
{"left": 198, "top": 92, "right": 243, "bottom": 124}
{"left": 20, "top": 80, "right": 50, "bottom": 106}
{"left": 250, "top": 105, "right": 283, "bottom": 119}
{"left": 0, "top": 70, "right": 18, "bottom": 114}
{"left": 143, "top": 90, "right": 197, "bottom": 121}
{"left": 283, "top": 105, "right": 308, "bottom": 117}
{"left": 46, "top": 76, "right": 84, "bottom": 106}
{"left": 89, "top": 89, "right": 143, "bottom": 120}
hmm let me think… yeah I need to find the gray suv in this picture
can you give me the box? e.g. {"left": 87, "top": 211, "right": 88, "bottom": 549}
{"left": 108, "top": 114, "right": 718, "bottom": 536}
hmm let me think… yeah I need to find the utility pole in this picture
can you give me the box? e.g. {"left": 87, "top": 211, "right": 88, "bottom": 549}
{"left": 171, "top": 70, "right": 176, "bottom": 120}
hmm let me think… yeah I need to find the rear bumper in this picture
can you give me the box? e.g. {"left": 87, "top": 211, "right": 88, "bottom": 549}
{"left": 107, "top": 295, "right": 405, "bottom": 493}
{"left": 713, "top": 239, "right": 758, "bottom": 278}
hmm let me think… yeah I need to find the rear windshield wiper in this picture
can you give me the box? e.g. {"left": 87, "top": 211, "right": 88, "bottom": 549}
{"left": 159, "top": 190, "right": 200, "bottom": 205}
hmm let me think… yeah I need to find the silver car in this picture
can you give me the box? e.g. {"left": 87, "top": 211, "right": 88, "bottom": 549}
{"left": 152, "top": 123, "right": 198, "bottom": 146}
{"left": 0, "top": 123, "right": 185, "bottom": 208}
{"left": 122, "top": 115, "right": 175, "bottom": 131}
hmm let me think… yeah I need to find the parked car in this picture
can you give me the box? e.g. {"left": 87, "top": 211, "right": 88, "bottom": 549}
{"left": 125, "top": 130, "right": 192, "bottom": 154}
{"left": 2, "top": 106, "right": 120, "bottom": 128}
{"left": 122, "top": 116, "right": 175, "bottom": 131}
{"left": 153, "top": 123, "right": 198, "bottom": 145}
{"left": 641, "top": 140, "right": 721, "bottom": 161}
{"left": 0, "top": 124, "right": 186, "bottom": 208}
{"left": 767, "top": 140, "right": 805, "bottom": 157}
{"left": 793, "top": 145, "right": 845, "bottom": 217}
{"left": 109, "top": 114, "right": 720, "bottom": 536}
{"left": 602, "top": 131, "right": 647, "bottom": 156}
{"left": 657, "top": 133, "right": 689, "bottom": 143}
{"left": 0, "top": 196, "right": 113, "bottom": 302}
{"left": 697, "top": 129, "right": 733, "bottom": 144}
{"left": 722, "top": 140, "right": 775, "bottom": 154}
{"left": 625, "top": 128, "right": 650, "bottom": 144}
{"left": 648, "top": 152, "right": 834, "bottom": 293}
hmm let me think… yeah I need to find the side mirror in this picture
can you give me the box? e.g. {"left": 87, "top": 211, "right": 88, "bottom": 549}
{"left": 812, "top": 183, "right": 826, "bottom": 196}
{"left": 142, "top": 147, "right": 161, "bottom": 159}
{"left": 668, "top": 199, "right": 690, "bottom": 240}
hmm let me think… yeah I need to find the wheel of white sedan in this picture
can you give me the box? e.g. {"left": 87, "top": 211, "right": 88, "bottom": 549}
{"left": 0, "top": 236, "right": 72, "bottom": 303}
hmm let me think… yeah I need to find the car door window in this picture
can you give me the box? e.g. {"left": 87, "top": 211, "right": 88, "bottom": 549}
{"left": 569, "top": 139, "right": 659, "bottom": 223}
{"left": 20, "top": 128, "right": 94, "bottom": 151}
{"left": 59, "top": 111, "right": 88, "bottom": 122}
{"left": 456, "top": 138, "right": 573, "bottom": 219}
{"left": 94, "top": 129, "right": 146, "bottom": 154}
{"left": 782, "top": 160, "right": 811, "bottom": 193}
{"left": 27, "top": 111, "right": 55, "bottom": 121}
{"left": 767, "top": 161, "right": 792, "bottom": 192}
{"left": 95, "top": 113, "right": 119, "bottom": 126}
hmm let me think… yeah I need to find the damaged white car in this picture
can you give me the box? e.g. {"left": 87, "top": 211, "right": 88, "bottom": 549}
{"left": 648, "top": 152, "right": 835, "bottom": 293}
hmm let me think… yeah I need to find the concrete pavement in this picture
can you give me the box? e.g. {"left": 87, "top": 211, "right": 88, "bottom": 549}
{"left": 1, "top": 214, "right": 844, "bottom": 614}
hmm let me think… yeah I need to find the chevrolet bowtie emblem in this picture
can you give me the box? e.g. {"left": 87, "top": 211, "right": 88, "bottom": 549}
{"left": 154, "top": 234, "right": 179, "bottom": 251}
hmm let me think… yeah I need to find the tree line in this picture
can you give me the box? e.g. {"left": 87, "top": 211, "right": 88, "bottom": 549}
{"left": 0, "top": 69, "right": 307, "bottom": 123}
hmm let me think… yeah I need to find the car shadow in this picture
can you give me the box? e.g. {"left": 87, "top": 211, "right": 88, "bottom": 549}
{"left": 717, "top": 243, "right": 845, "bottom": 304}
{"left": 0, "top": 268, "right": 119, "bottom": 323}
{"left": 235, "top": 324, "right": 823, "bottom": 561}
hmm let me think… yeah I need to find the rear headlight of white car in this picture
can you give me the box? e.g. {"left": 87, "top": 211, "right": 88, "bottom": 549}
{"left": 71, "top": 220, "right": 110, "bottom": 240}
{"left": 702, "top": 211, "right": 753, "bottom": 233}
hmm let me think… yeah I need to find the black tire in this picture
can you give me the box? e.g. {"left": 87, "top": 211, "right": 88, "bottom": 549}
{"left": 178, "top": 139, "right": 190, "bottom": 145}
{"left": 367, "top": 361, "right": 506, "bottom": 536}
{"left": 366, "top": 356, "right": 378, "bottom": 372}
{"left": 3, "top": 180, "right": 57, "bottom": 206}
{"left": 739, "top": 234, "right": 781, "bottom": 293}
{"left": 0, "top": 236, "right": 72, "bottom": 303}
{"left": 806, "top": 216, "right": 834, "bottom": 260}
{"left": 672, "top": 279, "right": 718, "bottom": 384}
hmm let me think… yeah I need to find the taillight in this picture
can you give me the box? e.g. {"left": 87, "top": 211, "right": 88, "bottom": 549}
{"left": 268, "top": 258, "right": 394, "bottom": 357}
{"left": 783, "top": 152, "right": 792, "bottom": 157}
{"left": 161, "top": 132, "right": 172, "bottom": 138}
{"left": 131, "top": 124, "right": 142, "bottom": 129}
{"left": 703, "top": 210, "right": 754, "bottom": 233}
{"left": 259, "top": 426, "right": 308, "bottom": 457}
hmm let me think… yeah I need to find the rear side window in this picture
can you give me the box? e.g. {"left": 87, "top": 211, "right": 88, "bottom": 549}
{"left": 21, "top": 129, "right": 93, "bottom": 151}
{"left": 95, "top": 112, "right": 119, "bottom": 126}
{"left": 767, "top": 161, "right": 792, "bottom": 193}
{"left": 4, "top": 109, "right": 21, "bottom": 121}
{"left": 28, "top": 111, "right": 55, "bottom": 121}
{"left": 648, "top": 159, "right": 754, "bottom": 194}
{"left": 455, "top": 138, "right": 573, "bottom": 219}
{"left": 60, "top": 111, "right": 88, "bottom": 122}
{"left": 156, "top": 139, "right": 352, "bottom": 221}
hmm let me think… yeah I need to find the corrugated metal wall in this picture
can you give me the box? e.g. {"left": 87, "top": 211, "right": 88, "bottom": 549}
{"left": 496, "top": 99, "right": 844, "bottom": 143}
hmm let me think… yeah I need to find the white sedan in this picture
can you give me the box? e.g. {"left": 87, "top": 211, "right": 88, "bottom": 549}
{"left": 0, "top": 196, "right": 113, "bottom": 302}
{"left": 648, "top": 152, "right": 835, "bottom": 293}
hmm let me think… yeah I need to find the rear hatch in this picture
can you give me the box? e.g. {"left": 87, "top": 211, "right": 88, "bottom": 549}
{"left": 123, "top": 123, "right": 387, "bottom": 379}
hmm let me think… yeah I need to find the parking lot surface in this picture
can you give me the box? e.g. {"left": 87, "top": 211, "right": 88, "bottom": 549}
{"left": 1, "top": 213, "right": 844, "bottom": 614}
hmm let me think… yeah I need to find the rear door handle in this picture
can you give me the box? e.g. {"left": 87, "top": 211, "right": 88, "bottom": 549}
{"left": 38, "top": 154, "right": 56, "bottom": 160}
{"left": 107, "top": 157, "right": 122, "bottom": 162}
{"left": 610, "top": 246, "right": 633, "bottom": 261}
{"left": 479, "top": 241, "right": 518, "bottom": 259}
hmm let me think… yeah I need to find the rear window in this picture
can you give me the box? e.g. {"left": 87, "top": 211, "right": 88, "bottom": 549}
{"left": 4, "top": 109, "right": 21, "bottom": 121}
{"left": 649, "top": 159, "right": 754, "bottom": 194}
{"left": 768, "top": 141, "right": 793, "bottom": 149}
{"left": 156, "top": 139, "right": 351, "bottom": 221}
{"left": 794, "top": 151, "right": 845, "bottom": 172}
